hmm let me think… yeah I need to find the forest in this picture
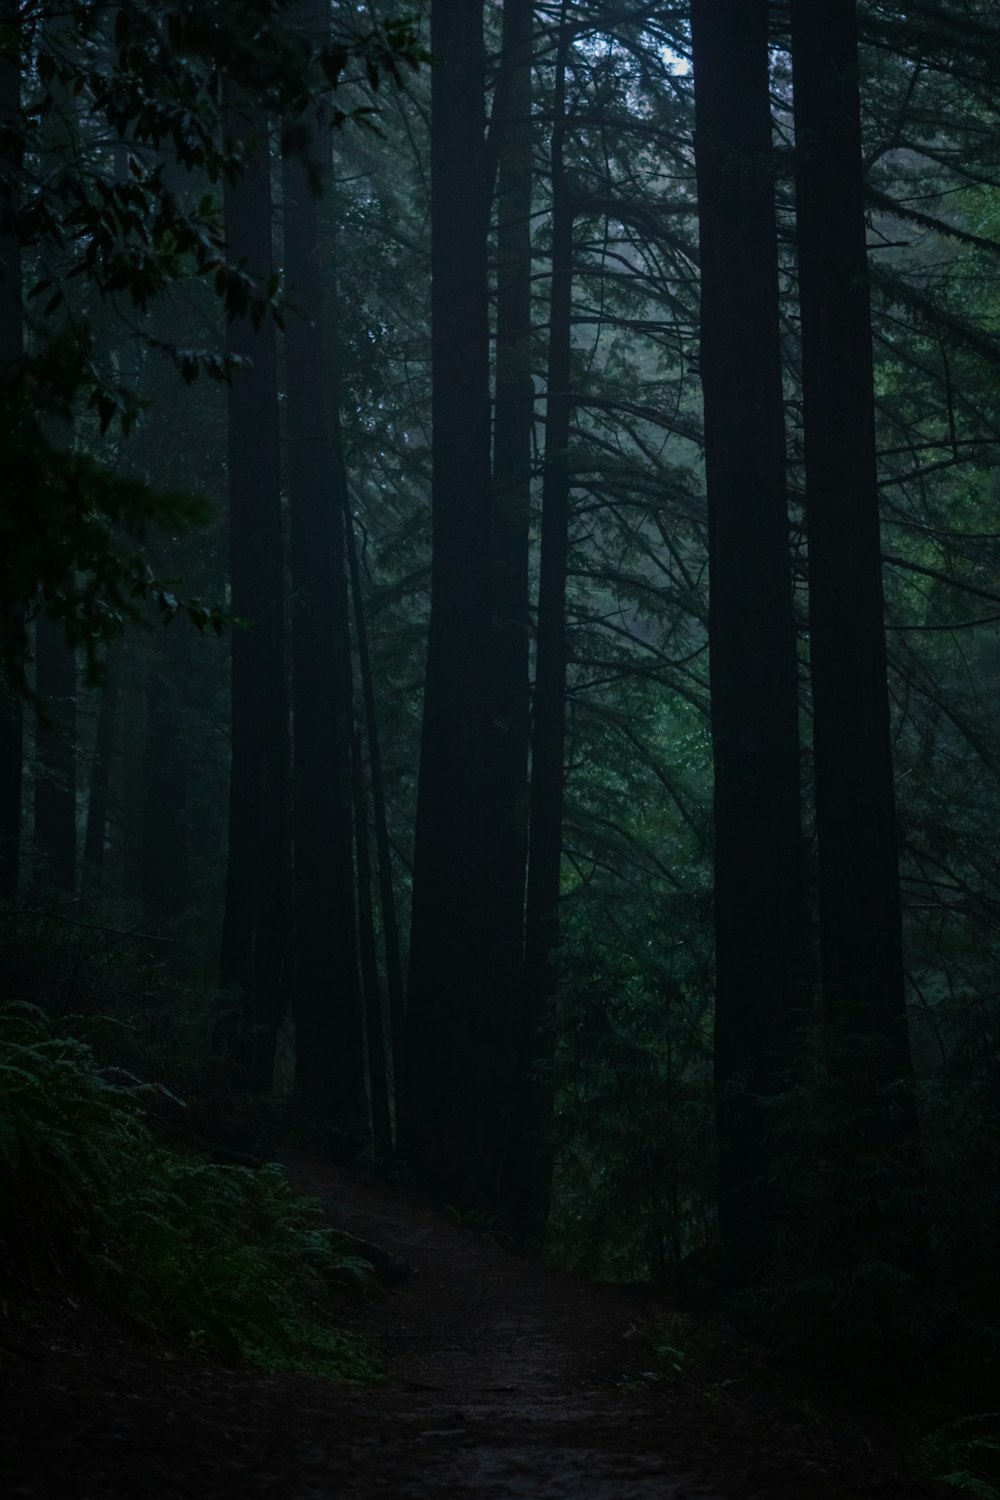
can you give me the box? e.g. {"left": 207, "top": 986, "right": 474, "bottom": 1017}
{"left": 2, "top": 1, "right": 1000, "bottom": 1495}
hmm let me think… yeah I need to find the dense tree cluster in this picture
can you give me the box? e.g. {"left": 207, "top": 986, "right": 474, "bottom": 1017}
{"left": 3, "top": 0, "right": 1000, "bottom": 1414}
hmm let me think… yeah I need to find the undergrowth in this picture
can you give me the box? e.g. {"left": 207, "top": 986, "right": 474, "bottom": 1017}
{"left": 547, "top": 909, "right": 715, "bottom": 1283}
{"left": 0, "top": 1001, "right": 381, "bottom": 1380}
{"left": 909, "top": 1413, "right": 1000, "bottom": 1498}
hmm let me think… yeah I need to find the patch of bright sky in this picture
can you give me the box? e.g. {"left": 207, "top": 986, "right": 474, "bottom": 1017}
{"left": 578, "top": 25, "right": 690, "bottom": 80}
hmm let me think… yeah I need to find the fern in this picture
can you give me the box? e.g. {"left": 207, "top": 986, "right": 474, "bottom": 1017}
{"left": 0, "top": 1002, "right": 381, "bottom": 1380}
{"left": 910, "top": 1415, "right": 1000, "bottom": 1499}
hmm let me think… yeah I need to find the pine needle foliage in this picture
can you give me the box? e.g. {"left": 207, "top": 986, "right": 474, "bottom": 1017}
{"left": 0, "top": 1003, "right": 381, "bottom": 1379}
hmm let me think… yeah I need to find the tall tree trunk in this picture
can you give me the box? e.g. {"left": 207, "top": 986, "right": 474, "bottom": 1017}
{"left": 0, "top": 0, "right": 23, "bottom": 900}
{"left": 82, "top": 670, "right": 117, "bottom": 894}
{"left": 691, "top": 0, "right": 803, "bottom": 1284}
{"left": 345, "top": 499, "right": 405, "bottom": 1100}
{"left": 283, "top": 0, "right": 363, "bottom": 1122}
{"left": 790, "top": 0, "right": 921, "bottom": 1185}
{"left": 353, "top": 730, "right": 392, "bottom": 1161}
{"left": 30, "top": 8, "right": 78, "bottom": 899}
{"left": 120, "top": 646, "right": 144, "bottom": 901}
{"left": 141, "top": 625, "right": 188, "bottom": 921}
{"left": 218, "top": 98, "right": 288, "bottom": 1091}
{"left": 518, "top": 13, "right": 573, "bottom": 1240}
{"left": 489, "top": 0, "right": 535, "bottom": 1165}
{"left": 0, "top": 633, "right": 23, "bottom": 900}
{"left": 79, "top": 134, "right": 130, "bottom": 902}
{"left": 34, "top": 615, "right": 76, "bottom": 894}
{"left": 401, "top": 0, "right": 497, "bottom": 1206}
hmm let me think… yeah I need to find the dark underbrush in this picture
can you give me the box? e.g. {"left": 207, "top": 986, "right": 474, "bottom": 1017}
{"left": 0, "top": 1000, "right": 381, "bottom": 1380}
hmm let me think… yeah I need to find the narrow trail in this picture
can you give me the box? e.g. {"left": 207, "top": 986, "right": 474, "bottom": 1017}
{"left": 3, "top": 1156, "right": 945, "bottom": 1498}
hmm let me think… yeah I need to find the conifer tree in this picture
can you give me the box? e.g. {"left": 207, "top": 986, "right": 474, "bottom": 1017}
{"left": 791, "top": 0, "right": 923, "bottom": 1224}
{"left": 489, "top": 0, "right": 535, "bottom": 1204}
{"left": 401, "top": 0, "right": 497, "bottom": 1203}
{"left": 0, "top": 0, "right": 22, "bottom": 899}
{"left": 284, "top": 0, "right": 363, "bottom": 1118}
{"left": 520, "top": 5, "right": 574, "bottom": 1235}
{"left": 691, "top": 0, "right": 803, "bottom": 1281}
{"left": 219, "top": 96, "right": 288, "bottom": 1090}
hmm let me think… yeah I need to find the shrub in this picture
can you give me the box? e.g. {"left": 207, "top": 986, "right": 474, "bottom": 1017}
{"left": 0, "top": 1002, "right": 380, "bottom": 1379}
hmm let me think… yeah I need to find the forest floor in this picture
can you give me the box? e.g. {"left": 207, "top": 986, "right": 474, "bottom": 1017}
{"left": 2, "top": 1153, "right": 949, "bottom": 1499}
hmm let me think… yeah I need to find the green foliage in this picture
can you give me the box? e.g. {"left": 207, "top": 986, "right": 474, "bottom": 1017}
{"left": 0, "top": 356, "right": 222, "bottom": 689}
{"left": 4, "top": 0, "right": 1000, "bottom": 1451}
{"left": 742, "top": 1029, "right": 947, "bottom": 1392}
{"left": 719, "top": 998, "right": 1000, "bottom": 1407}
{"left": 0, "top": 906, "right": 221, "bottom": 1089}
{"left": 0, "top": 0, "right": 429, "bottom": 682}
{"left": 910, "top": 1414, "right": 1000, "bottom": 1498}
{"left": 547, "top": 901, "right": 714, "bottom": 1283}
{"left": 0, "top": 1002, "right": 381, "bottom": 1379}
{"left": 645, "top": 1313, "right": 700, "bottom": 1384}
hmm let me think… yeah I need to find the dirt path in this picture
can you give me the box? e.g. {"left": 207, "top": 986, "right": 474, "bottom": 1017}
{"left": 2, "top": 1156, "right": 944, "bottom": 1498}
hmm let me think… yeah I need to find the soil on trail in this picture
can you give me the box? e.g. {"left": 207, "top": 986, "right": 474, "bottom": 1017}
{"left": 3, "top": 1156, "right": 944, "bottom": 1499}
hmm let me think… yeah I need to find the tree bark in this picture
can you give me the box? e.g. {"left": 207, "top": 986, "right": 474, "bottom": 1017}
{"left": 518, "top": 12, "right": 573, "bottom": 1240}
{"left": 33, "top": 615, "right": 76, "bottom": 894}
{"left": 30, "top": 6, "right": 78, "bottom": 895}
{"left": 141, "top": 625, "right": 188, "bottom": 922}
{"left": 790, "top": 0, "right": 920, "bottom": 1141}
{"left": 489, "top": 0, "right": 535, "bottom": 1163}
{"left": 120, "top": 647, "right": 144, "bottom": 901}
{"left": 0, "top": 638, "right": 23, "bottom": 900}
{"left": 219, "top": 97, "right": 288, "bottom": 1091}
{"left": 353, "top": 730, "right": 393, "bottom": 1161}
{"left": 401, "top": 0, "right": 497, "bottom": 1206}
{"left": 345, "top": 499, "right": 405, "bottom": 1103}
{"left": 691, "top": 0, "right": 803, "bottom": 1283}
{"left": 82, "top": 670, "right": 116, "bottom": 893}
{"left": 0, "top": 0, "right": 23, "bottom": 900}
{"left": 284, "top": 0, "right": 363, "bottom": 1122}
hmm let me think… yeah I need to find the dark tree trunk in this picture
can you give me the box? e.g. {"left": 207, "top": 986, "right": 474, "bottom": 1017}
{"left": 489, "top": 0, "right": 534, "bottom": 1144}
{"left": 82, "top": 670, "right": 117, "bottom": 893}
{"left": 119, "top": 649, "right": 144, "bottom": 901}
{"left": 0, "top": 643, "right": 22, "bottom": 900}
{"left": 0, "top": 0, "right": 18, "bottom": 381}
{"left": 345, "top": 500, "right": 405, "bottom": 1102}
{"left": 218, "top": 98, "right": 288, "bottom": 1091}
{"left": 401, "top": 0, "right": 497, "bottom": 1206}
{"left": 283, "top": 1, "right": 363, "bottom": 1122}
{"left": 353, "top": 730, "right": 393, "bottom": 1161}
{"left": 517, "top": 15, "right": 573, "bottom": 1240}
{"left": 691, "top": 0, "right": 803, "bottom": 1283}
{"left": 790, "top": 0, "right": 921, "bottom": 1156}
{"left": 141, "top": 627, "right": 188, "bottom": 921}
{"left": 33, "top": 615, "right": 76, "bottom": 894}
{"left": 0, "top": 2, "right": 22, "bottom": 900}
{"left": 31, "top": 7, "right": 77, "bottom": 898}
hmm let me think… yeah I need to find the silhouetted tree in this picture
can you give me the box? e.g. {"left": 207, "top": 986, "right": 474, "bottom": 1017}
{"left": 0, "top": 0, "right": 22, "bottom": 900}
{"left": 489, "top": 0, "right": 535, "bottom": 1161}
{"left": 82, "top": 671, "right": 116, "bottom": 893}
{"left": 519, "top": 7, "right": 574, "bottom": 1236}
{"left": 401, "top": 0, "right": 498, "bottom": 1204}
{"left": 33, "top": 616, "right": 76, "bottom": 894}
{"left": 790, "top": 0, "right": 921, "bottom": 1166}
{"left": 141, "top": 625, "right": 189, "bottom": 921}
{"left": 284, "top": 0, "right": 363, "bottom": 1119}
{"left": 691, "top": 0, "right": 803, "bottom": 1282}
{"left": 353, "top": 729, "right": 392, "bottom": 1160}
{"left": 345, "top": 487, "right": 404, "bottom": 1105}
{"left": 218, "top": 96, "right": 288, "bottom": 1090}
